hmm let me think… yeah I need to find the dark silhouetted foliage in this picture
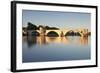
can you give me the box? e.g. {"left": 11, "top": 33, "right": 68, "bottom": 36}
{"left": 27, "top": 22, "right": 37, "bottom": 30}
{"left": 45, "top": 26, "right": 59, "bottom": 30}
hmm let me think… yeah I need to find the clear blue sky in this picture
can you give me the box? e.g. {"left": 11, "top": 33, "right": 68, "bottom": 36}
{"left": 22, "top": 10, "right": 91, "bottom": 31}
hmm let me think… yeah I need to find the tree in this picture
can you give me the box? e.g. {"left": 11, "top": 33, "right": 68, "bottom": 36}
{"left": 27, "top": 22, "right": 37, "bottom": 30}
{"left": 45, "top": 25, "right": 59, "bottom": 30}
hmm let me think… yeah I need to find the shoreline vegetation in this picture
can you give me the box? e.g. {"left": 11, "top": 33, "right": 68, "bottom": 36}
{"left": 22, "top": 22, "right": 91, "bottom": 37}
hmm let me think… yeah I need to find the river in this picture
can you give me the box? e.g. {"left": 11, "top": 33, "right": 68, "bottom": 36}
{"left": 22, "top": 36, "right": 91, "bottom": 63}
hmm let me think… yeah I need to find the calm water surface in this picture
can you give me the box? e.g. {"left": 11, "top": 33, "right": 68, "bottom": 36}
{"left": 22, "top": 36, "right": 91, "bottom": 63}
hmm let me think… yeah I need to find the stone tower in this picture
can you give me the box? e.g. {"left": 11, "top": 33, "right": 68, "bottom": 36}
{"left": 39, "top": 25, "right": 45, "bottom": 36}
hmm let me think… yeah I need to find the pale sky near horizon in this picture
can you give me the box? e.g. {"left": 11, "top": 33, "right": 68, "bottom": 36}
{"left": 22, "top": 10, "right": 91, "bottom": 31}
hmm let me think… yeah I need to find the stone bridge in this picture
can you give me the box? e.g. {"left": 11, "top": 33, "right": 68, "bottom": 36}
{"left": 27, "top": 29, "right": 88, "bottom": 37}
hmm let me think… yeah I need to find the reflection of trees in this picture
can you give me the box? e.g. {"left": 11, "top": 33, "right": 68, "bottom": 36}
{"left": 26, "top": 35, "right": 47, "bottom": 47}
{"left": 27, "top": 36, "right": 37, "bottom": 47}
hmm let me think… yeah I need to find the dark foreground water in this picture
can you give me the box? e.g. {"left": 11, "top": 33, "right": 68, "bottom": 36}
{"left": 22, "top": 36, "right": 91, "bottom": 63}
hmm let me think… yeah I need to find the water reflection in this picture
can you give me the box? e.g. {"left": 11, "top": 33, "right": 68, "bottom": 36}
{"left": 78, "top": 37, "right": 88, "bottom": 45}
{"left": 23, "top": 36, "right": 89, "bottom": 47}
{"left": 22, "top": 36, "right": 91, "bottom": 62}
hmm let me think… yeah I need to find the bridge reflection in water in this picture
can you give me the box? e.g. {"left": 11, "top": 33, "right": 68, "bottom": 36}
{"left": 23, "top": 35, "right": 90, "bottom": 47}
{"left": 22, "top": 35, "right": 91, "bottom": 62}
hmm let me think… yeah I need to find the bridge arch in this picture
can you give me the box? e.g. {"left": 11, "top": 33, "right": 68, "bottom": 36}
{"left": 65, "top": 30, "right": 75, "bottom": 36}
{"left": 46, "top": 30, "right": 61, "bottom": 36}
{"left": 74, "top": 32, "right": 81, "bottom": 36}
{"left": 64, "top": 30, "right": 82, "bottom": 36}
{"left": 46, "top": 31, "right": 59, "bottom": 37}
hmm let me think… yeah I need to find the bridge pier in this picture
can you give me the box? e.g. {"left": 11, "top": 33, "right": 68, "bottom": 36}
{"left": 79, "top": 29, "right": 88, "bottom": 37}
